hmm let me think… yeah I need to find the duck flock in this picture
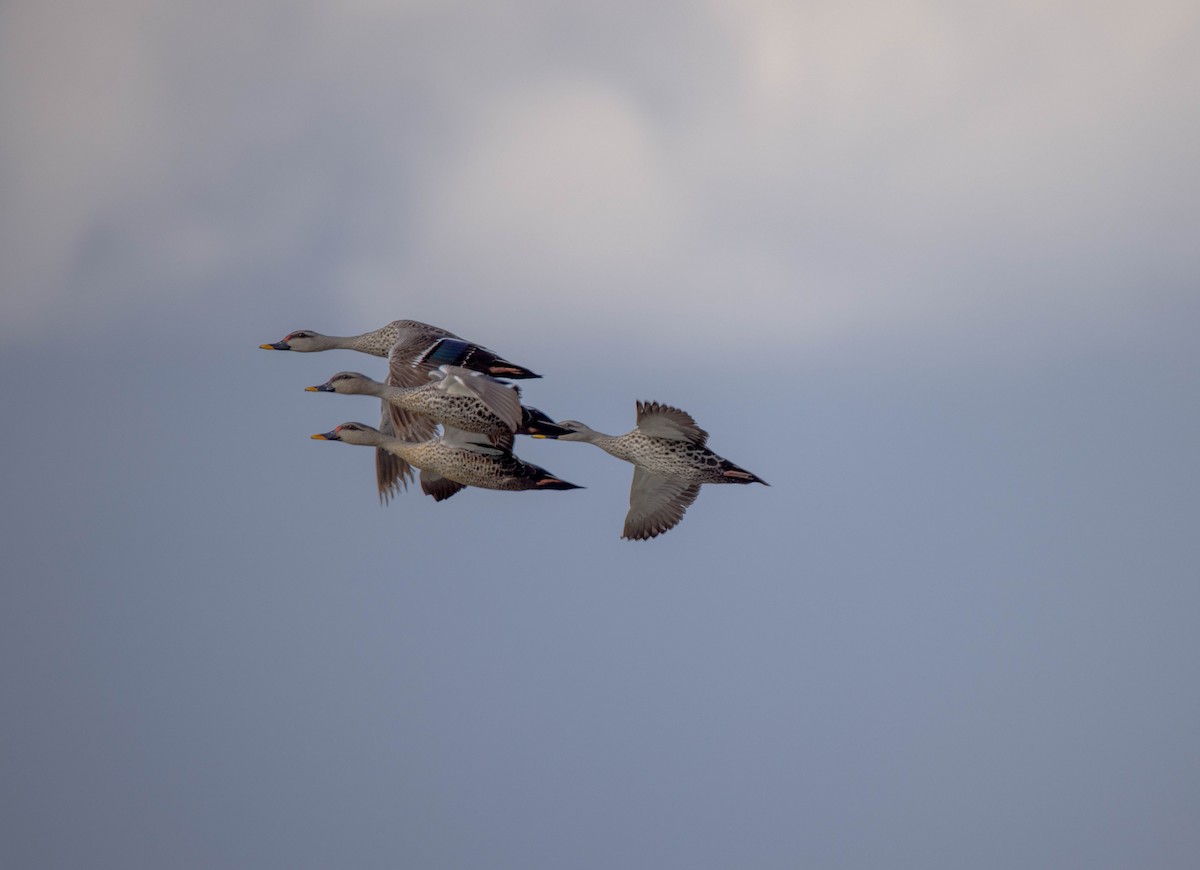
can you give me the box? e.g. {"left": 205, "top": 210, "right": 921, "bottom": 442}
{"left": 261, "top": 319, "right": 767, "bottom": 540}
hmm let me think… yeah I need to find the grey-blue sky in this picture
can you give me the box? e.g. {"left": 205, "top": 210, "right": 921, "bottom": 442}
{"left": 2, "top": 2, "right": 1199, "bottom": 868}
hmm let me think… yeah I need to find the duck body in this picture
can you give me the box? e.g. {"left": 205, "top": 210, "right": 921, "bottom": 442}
{"left": 308, "top": 367, "right": 524, "bottom": 447}
{"left": 262, "top": 320, "right": 540, "bottom": 378}
{"left": 588, "top": 428, "right": 761, "bottom": 484}
{"left": 312, "top": 422, "right": 581, "bottom": 501}
{"left": 538, "top": 400, "right": 766, "bottom": 540}
{"left": 308, "top": 368, "right": 573, "bottom": 449}
{"left": 408, "top": 441, "right": 577, "bottom": 499}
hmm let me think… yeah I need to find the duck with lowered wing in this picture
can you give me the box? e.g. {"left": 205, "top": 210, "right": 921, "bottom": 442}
{"left": 535, "top": 401, "right": 767, "bottom": 540}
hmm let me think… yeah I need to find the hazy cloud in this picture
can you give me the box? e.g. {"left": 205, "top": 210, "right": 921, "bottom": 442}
{"left": 2, "top": 0, "right": 1197, "bottom": 351}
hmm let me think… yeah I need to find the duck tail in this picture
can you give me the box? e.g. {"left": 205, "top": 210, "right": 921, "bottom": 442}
{"left": 517, "top": 406, "right": 574, "bottom": 438}
{"left": 534, "top": 475, "right": 584, "bottom": 491}
{"left": 720, "top": 461, "right": 769, "bottom": 486}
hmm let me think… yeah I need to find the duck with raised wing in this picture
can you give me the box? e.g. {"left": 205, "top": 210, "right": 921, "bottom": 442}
{"left": 534, "top": 401, "right": 767, "bottom": 540}
{"left": 306, "top": 368, "right": 573, "bottom": 448}
{"left": 259, "top": 320, "right": 540, "bottom": 378}
{"left": 311, "top": 422, "right": 582, "bottom": 501}
{"left": 261, "top": 319, "right": 541, "bottom": 500}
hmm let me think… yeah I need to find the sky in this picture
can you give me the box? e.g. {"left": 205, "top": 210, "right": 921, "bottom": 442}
{"left": 2, "top": 1, "right": 1199, "bottom": 867}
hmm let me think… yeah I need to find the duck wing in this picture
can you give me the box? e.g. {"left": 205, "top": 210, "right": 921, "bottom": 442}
{"left": 622, "top": 467, "right": 702, "bottom": 540}
{"left": 376, "top": 389, "right": 435, "bottom": 501}
{"left": 430, "top": 366, "right": 524, "bottom": 432}
{"left": 375, "top": 403, "right": 414, "bottom": 502}
{"left": 439, "top": 424, "right": 506, "bottom": 456}
{"left": 417, "top": 336, "right": 541, "bottom": 379}
{"left": 634, "top": 401, "right": 709, "bottom": 445}
{"left": 420, "top": 469, "right": 468, "bottom": 502}
{"left": 377, "top": 336, "right": 445, "bottom": 497}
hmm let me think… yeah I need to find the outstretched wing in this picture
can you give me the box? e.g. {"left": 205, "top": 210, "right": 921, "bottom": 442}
{"left": 623, "top": 468, "right": 702, "bottom": 540}
{"left": 375, "top": 400, "right": 413, "bottom": 502}
{"left": 634, "top": 400, "right": 709, "bottom": 445}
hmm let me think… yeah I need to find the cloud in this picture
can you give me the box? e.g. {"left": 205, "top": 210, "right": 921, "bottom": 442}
{"left": 0, "top": 1, "right": 165, "bottom": 331}
{"left": 2, "top": 0, "right": 1196, "bottom": 354}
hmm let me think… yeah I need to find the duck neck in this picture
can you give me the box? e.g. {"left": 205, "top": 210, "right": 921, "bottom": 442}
{"left": 342, "top": 377, "right": 390, "bottom": 399}
{"left": 374, "top": 381, "right": 415, "bottom": 402}
{"left": 363, "top": 430, "right": 419, "bottom": 459}
{"left": 349, "top": 326, "right": 399, "bottom": 357}
{"left": 312, "top": 329, "right": 395, "bottom": 355}
{"left": 576, "top": 429, "right": 621, "bottom": 455}
{"left": 303, "top": 333, "right": 364, "bottom": 353}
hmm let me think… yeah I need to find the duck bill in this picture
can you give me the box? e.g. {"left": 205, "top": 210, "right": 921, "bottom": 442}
{"left": 305, "top": 384, "right": 334, "bottom": 392}
{"left": 311, "top": 429, "right": 341, "bottom": 441}
{"left": 260, "top": 340, "right": 291, "bottom": 350}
